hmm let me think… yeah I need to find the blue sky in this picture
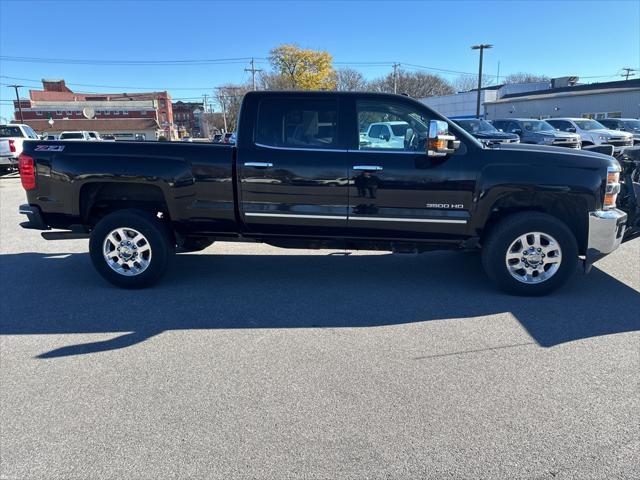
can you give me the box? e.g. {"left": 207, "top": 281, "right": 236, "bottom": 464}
{"left": 1, "top": 0, "right": 639, "bottom": 120}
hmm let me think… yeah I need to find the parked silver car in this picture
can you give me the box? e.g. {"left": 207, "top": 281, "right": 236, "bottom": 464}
{"left": 491, "top": 118, "right": 581, "bottom": 148}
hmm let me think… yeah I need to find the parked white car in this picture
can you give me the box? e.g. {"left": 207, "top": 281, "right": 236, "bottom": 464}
{"left": 545, "top": 118, "right": 634, "bottom": 152}
{"left": 363, "top": 121, "right": 411, "bottom": 149}
{"left": 58, "top": 131, "right": 94, "bottom": 141}
{"left": 0, "top": 124, "right": 40, "bottom": 170}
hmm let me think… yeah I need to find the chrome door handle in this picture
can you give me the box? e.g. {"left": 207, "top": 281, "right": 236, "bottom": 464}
{"left": 353, "top": 165, "right": 383, "bottom": 171}
{"left": 244, "top": 162, "right": 273, "bottom": 168}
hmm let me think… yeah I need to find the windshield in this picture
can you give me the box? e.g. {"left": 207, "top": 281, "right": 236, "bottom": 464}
{"left": 457, "top": 120, "right": 498, "bottom": 134}
{"left": 60, "top": 132, "right": 84, "bottom": 139}
{"left": 623, "top": 119, "right": 640, "bottom": 132}
{"left": 522, "top": 120, "right": 555, "bottom": 132}
{"left": 0, "top": 126, "right": 24, "bottom": 138}
{"left": 574, "top": 120, "right": 606, "bottom": 131}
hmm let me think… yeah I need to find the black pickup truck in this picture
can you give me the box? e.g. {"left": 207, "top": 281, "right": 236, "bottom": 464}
{"left": 18, "top": 91, "right": 638, "bottom": 295}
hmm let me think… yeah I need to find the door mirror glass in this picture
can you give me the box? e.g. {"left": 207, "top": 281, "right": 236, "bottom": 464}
{"left": 427, "top": 120, "right": 460, "bottom": 157}
{"left": 566, "top": 127, "right": 576, "bottom": 132}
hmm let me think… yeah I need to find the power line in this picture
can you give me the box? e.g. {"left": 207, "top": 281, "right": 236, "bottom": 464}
{"left": 621, "top": 67, "right": 637, "bottom": 80}
{"left": 0, "top": 55, "right": 268, "bottom": 66}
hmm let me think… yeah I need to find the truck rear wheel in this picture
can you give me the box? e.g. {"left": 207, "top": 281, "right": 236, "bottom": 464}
{"left": 481, "top": 212, "right": 578, "bottom": 296}
{"left": 89, "top": 209, "right": 174, "bottom": 289}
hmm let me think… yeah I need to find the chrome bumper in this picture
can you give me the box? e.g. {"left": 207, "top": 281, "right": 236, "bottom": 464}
{"left": 585, "top": 209, "right": 627, "bottom": 272}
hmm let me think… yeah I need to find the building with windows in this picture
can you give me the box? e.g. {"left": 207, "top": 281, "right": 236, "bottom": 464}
{"left": 172, "top": 101, "right": 204, "bottom": 138}
{"left": 484, "top": 78, "right": 640, "bottom": 121}
{"left": 421, "top": 78, "right": 640, "bottom": 121}
{"left": 12, "top": 79, "right": 177, "bottom": 140}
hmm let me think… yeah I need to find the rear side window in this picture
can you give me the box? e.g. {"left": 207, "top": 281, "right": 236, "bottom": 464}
{"left": 60, "top": 132, "right": 84, "bottom": 139}
{"left": 255, "top": 98, "right": 339, "bottom": 149}
{"left": 0, "top": 126, "right": 24, "bottom": 137}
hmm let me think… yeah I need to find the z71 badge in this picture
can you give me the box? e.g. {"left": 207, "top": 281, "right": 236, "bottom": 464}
{"left": 34, "top": 145, "right": 65, "bottom": 152}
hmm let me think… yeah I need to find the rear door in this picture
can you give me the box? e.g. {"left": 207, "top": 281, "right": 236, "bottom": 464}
{"left": 237, "top": 95, "right": 350, "bottom": 236}
{"left": 345, "top": 97, "right": 477, "bottom": 239}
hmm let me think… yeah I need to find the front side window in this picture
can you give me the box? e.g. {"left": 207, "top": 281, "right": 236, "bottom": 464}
{"left": 357, "top": 100, "right": 432, "bottom": 151}
{"left": 255, "top": 97, "right": 338, "bottom": 149}
{"left": 24, "top": 126, "right": 39, "bottom": 138}
{"left": 521, "top": 120, "right": 555, "bottom": 132}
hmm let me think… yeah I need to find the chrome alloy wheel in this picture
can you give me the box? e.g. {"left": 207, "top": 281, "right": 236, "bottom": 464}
{"left": 102, "top": 227, "right": 152, "bottom": 276}
{"left": 505, "top": 232, "right": 562, "bottom": 284}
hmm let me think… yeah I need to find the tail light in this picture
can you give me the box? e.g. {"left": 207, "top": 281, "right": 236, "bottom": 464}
{"left": 9, "top": 140, "right": 16, "bottom": 153}
{"left": 603, "top": 166, "right": 620, "bottom": 209}
{"left": 18, "top": 154, "right": 36, "bottom": 190}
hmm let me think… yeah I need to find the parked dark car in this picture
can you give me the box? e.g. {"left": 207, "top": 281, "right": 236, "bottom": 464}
{"left": 598, "top": 118, "right": 640, "bottom": 145}
{"left": 453, "top": 119, "right": 519, "bottom": 145}
{"left": 211, "top": 134, "right": 223, "bottom": 143}
{"left": 18, "top": 91, "right": 637, "bottom": 295}
{"left": 492, "top": 118, "right": 581, "bottom": 149}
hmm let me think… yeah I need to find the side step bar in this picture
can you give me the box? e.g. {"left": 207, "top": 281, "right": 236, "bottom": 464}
{"left": 41, "top": 231, "right": 90, "bottom": 240}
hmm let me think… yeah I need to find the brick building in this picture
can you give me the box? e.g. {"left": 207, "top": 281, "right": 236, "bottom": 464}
{"left": 13, "top": 79, "right": 177, "bottom": 140}
{"left": 172, "top": 101, "right": 204, "bottom": 138}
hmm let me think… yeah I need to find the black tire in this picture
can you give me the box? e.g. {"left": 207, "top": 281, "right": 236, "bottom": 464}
{"left": 481, "top": 212, "right": 578, "bottom": 296}
{"left": 178, "top": 236, "right": 214, "bottom": 253}
{"left": 89, "top": 209, "right": 174, "bottom": 289}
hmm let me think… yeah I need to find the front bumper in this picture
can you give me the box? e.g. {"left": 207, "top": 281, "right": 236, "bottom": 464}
{"left": 19, "top": 204, "right": 49, "bottom": 230}
{"left": 585, "top": 209, "right": 627, "bottom": 272}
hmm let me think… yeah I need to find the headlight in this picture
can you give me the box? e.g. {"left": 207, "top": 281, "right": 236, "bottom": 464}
{"left": 543, "top": 136, "right": 555, "bottom": 144}
{"left": 604, "top": 166, "right": 621, "bottom": 209}
{"left": 598, "top": 135, "right": 609, "bottom": 141}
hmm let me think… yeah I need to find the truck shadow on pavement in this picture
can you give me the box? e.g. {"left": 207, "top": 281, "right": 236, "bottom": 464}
{"left": 1, "top": 250, "right": 638, "bottom": 358}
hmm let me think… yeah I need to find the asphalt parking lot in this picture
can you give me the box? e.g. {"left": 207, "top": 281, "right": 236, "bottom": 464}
{"left": 1, "top": 173, "right": 639, "bottom": 479}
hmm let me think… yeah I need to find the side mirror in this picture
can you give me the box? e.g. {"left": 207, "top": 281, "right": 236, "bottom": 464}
{"left": 513, "top": 128, "right": 523, "bottom": 135}
{"left": 567, "top": 127, "right": 576, "bottom": 133}
{"left": 427, "top": 120, "right": 460, "bottom": 157}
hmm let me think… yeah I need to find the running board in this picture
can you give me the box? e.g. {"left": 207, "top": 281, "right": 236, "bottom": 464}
{"left": 41, "top": 231, "right": 90, "bottom": 240}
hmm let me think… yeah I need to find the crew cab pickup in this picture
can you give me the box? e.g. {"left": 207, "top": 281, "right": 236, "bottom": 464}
{"left": 18, "top": 92, "right": 638, "bottom": 295}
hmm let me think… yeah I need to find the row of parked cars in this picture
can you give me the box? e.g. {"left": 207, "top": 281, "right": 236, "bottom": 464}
{"left": 454, "top": 117, "right": 639, "bottom": 152}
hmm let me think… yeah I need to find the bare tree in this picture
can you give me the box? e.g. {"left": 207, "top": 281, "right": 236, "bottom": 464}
{"left": 215, "top": 83, "right": 251, "bottom": 131}
{"left": 503, "top": 72, "right": 550, "bottom": 84}
{"left": 258, "top": 71, "right": 292, "bottom": 91}
{"left": 336, "top": 67, "right": 368, "bottom": 91}
{"left": 452, "top": 74, "right": 495, "bottom": 92}
{"left": 368, "top": 69, "right": 454, "bottom": 98}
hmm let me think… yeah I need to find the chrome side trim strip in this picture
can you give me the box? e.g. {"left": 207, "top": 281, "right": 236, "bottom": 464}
{"left": 350, "top": 216, "right": 467, "bottom": 224}
{"left": 245, "top": 212, "right": 347, "bottom": 220}
{"left": 254, "top": 143, "right": 349, "bottom": 153}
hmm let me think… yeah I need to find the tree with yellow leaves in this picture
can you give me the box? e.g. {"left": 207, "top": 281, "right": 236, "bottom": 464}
{"left": 269, "top": 44, "right": 337, "bottom": 90}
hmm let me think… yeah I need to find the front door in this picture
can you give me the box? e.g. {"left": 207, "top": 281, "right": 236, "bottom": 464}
{"left": 346, "top": 97, "right": 477, "bottom": 240}
{"left": 238, "top": 95, "right": 350, "bottom": 236}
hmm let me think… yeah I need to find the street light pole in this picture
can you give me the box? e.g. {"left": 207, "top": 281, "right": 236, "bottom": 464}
{"left": 471, "top": 44, "right": 493, "bottom": 118}
{"left": 8, "top": 84, "right": 25, "bottom": 123}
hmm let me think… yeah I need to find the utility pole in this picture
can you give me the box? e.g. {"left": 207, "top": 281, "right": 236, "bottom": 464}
{"left": 203, "top": 94, "right": 209, "bottom": 112}
{"left": 471, "top": 44, "right": 493, "bottom": 118}
{"left": 621, "top": 67, "right": 636, "bottom": 80}
{"left": 392, "top": 63, "right": 400, "bottom": 94}
{"left": 219, "top": 91, "right": 228, "bottom": 132}
{"left": 8, "top": 85, "right": 24, "bottom": 123}
{"left": 245, "top": 58, "right": 263, "bottom": 91}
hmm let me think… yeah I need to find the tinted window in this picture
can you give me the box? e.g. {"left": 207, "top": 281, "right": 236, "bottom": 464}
{"left": 60, "top": 132, "right": 84, "bottom": 139}
{"left": 0, "top": 126, "right": 24, "bottom": 137}
{"left": 256, "top": 97, "right": 338, "bottom": 149}
{"left": 547, "top": 120, "right": 572, "bottom": 131}
{"left": 357, "top": 99, "right": 432, "bottom": 151}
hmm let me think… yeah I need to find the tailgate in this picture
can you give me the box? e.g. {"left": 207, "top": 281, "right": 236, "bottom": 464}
{"left": 0, "top": 140, "right": 11, "bottom": 157}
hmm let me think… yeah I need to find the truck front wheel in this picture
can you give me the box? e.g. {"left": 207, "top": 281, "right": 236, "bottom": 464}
{"left": 89, "top": 209, "right": 174, "bottom": 289}
{"left": 481, "top": 212, "right": 578, "bottom": 296}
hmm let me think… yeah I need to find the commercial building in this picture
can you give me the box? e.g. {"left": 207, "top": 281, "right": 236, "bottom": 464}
{"left": 12, "top": 79, "right": 177, "bottom": 140}
{"left": 485, "top": 78, "right": 640, "bottom": 120}
{"left": 172, "top": 101, "right": 203, "bottom": 138}
{"left": 420, "top": 77, "right": 640, "bottom": 121}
